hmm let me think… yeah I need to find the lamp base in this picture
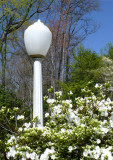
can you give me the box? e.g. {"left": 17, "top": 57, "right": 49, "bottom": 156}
{"left": 30, "top": 55, "right": 45, "bottom": 58}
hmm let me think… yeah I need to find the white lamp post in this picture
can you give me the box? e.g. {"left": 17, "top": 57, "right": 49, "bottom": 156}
{"left": 24, "top": 20, "right": 52, "bottom": 127}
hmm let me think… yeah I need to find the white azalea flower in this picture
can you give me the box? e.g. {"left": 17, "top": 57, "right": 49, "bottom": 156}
{"left": 17, "top": 115, "right": 24, "bottom": 120}
{"left": 110, "top": 120, "right": 113, "bottom": 128}
{"left": 68, "top": 146, "right": 73, "bottom": 152}
{"left": 101, "top": 127, "right": 109, "bottom": 134}
{"left": 24, "top": 122, "right": 31, "bottom": 129}
{"left": 45, "top": 113, "right": 49, "bottom": 118}
{"left": 95, "top": 84, "right": 99, "bottom": 88}
{"left": 97, "top": 139, "right": 101, "bottom": 144}
{"left": 7, "top": 147, "right": 17, "bottom": 158}
{"left": 55, "top": 91, "right": 62, "bottom": 96}
{"left": 83, "top": 150, "right": 88, "bottom": 157}
{"left": 104, "top": 110, "right": 108, "bottom": 117}
{"left": 51, "top": 155, "right": 56, "bottom": 160}
{"left": 61, "top": 128, "right": 66, "bottom": 133}
{"left": 18, "top": 127, "right": 23, "bottom": 132}
{"left": 110, "top": 115, "right": 113, "bottom": 120}
{"left": 47, "top": 99, "right": 55, "bottom": 104}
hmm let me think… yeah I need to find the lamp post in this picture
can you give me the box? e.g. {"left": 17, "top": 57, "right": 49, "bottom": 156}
{"left": 24, "top": 20, "right": 52, "bottom": 127}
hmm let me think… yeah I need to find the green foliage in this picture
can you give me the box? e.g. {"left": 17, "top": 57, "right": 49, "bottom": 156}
{"left": 101, "top": 42, "right": 113, "bottom": 60}
{"left": 61, "top": 46, "right": 103, "bottom": 99}
{"left": 0, "top": 86, "right": 22, "bottom": 108}
{"left": 0, "top": 86, "right": 23, "bottom": 159}
{"left": 108, "top": 44, "right": 113, "bottom": 60}
{"left": 70, "top": 46, "right": 103, "bottom": 83}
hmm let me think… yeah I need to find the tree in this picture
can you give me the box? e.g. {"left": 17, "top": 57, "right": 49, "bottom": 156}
{"left": 41, "top": 0, "right": 100, "bottom": 91}
{"left": 0, "top": 0, "right": 53, "bottom": 88}
{"left": 60, "top": 46, "right": 103, "bottom": 98}
{"left": 5, "top": 26, "right": 34, "bottom": 121}
{"left": 71, "top": 46, "right": 102, "bottom": 81}
{"left": 107, "top": 43, "right": 113, "bottom": 60}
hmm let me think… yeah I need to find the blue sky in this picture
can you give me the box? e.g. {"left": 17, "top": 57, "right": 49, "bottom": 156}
{"left": 83, "top": 0, "right": 113, "bottom": 54}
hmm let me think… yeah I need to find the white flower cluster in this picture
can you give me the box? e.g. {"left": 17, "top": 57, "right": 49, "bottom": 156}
{"left": 83, "top": 146, "right": 113, "bottom": 160}
{"left": 7, "top": 146, "right": 39, "bottom": 160}
{"left": 7, "top": 133, "right": 56, "bottom": 160}
{"left": 66, "top": 108, "right": 80, "bottom": 125}
{"left": 0, "top": 106, "right": 6, "bottom": 113}
{"left": 40, "top": 147, "right": 56, "bottom": 160}
{"left": 68, "top": 146, "right": 76, "bottom": 152}
{"left": 97, "top": 98, "right": 112, "bottom": 117}
{"left": 55, "top": 91, "right": 62, "bottom": 96}
{"left": 47, "top": 97, "right": 80, "bottom": 126}
{"left": 51, "top": 104, "right": 62, "bottom": 115}
{"left": 47, "top": 98, "right": 55, "bottom": 104}
{"left": 17, "top": 115, "right": 24, "bottom": 120}
{"left": 7, "top": 147, "right": 17, "bottom": 158}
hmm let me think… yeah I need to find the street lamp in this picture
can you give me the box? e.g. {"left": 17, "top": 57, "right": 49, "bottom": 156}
{"left": 24, "top": 20, "right": 52, "bottom": 127}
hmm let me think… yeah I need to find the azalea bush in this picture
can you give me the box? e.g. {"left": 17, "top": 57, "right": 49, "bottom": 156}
{"left": 0, "top": 86, "right": 24, "bottom": 159}
{"left": 5, "top": 82, "right": 113, "bottom": 160}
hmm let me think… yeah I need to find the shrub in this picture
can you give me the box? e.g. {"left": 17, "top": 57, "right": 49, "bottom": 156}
{"left": 0, "top": 86, "right": 23, "bottom": 159}
{"left": 6, "top": 82, "right": 113, "bottom": 160}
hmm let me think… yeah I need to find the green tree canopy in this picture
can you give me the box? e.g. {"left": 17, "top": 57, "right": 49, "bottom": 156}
{"left": 70, "top": 46, "right": 102, "bottom": 83}
{"left": 60, "top": 46, "right": 103, "bottom": 98}
{"left": 108, "top": 44, "right": 113, "bottom": 60}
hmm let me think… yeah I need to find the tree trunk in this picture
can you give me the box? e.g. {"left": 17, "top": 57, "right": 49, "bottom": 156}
{"left": 61, "top": 33, "right": 65, "bottom": 83}
{"left": 58, "top": 32, "right": 65, "bottom": 81}
{"left": 1, "top": 39, "right": 7, "bottom": 89}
